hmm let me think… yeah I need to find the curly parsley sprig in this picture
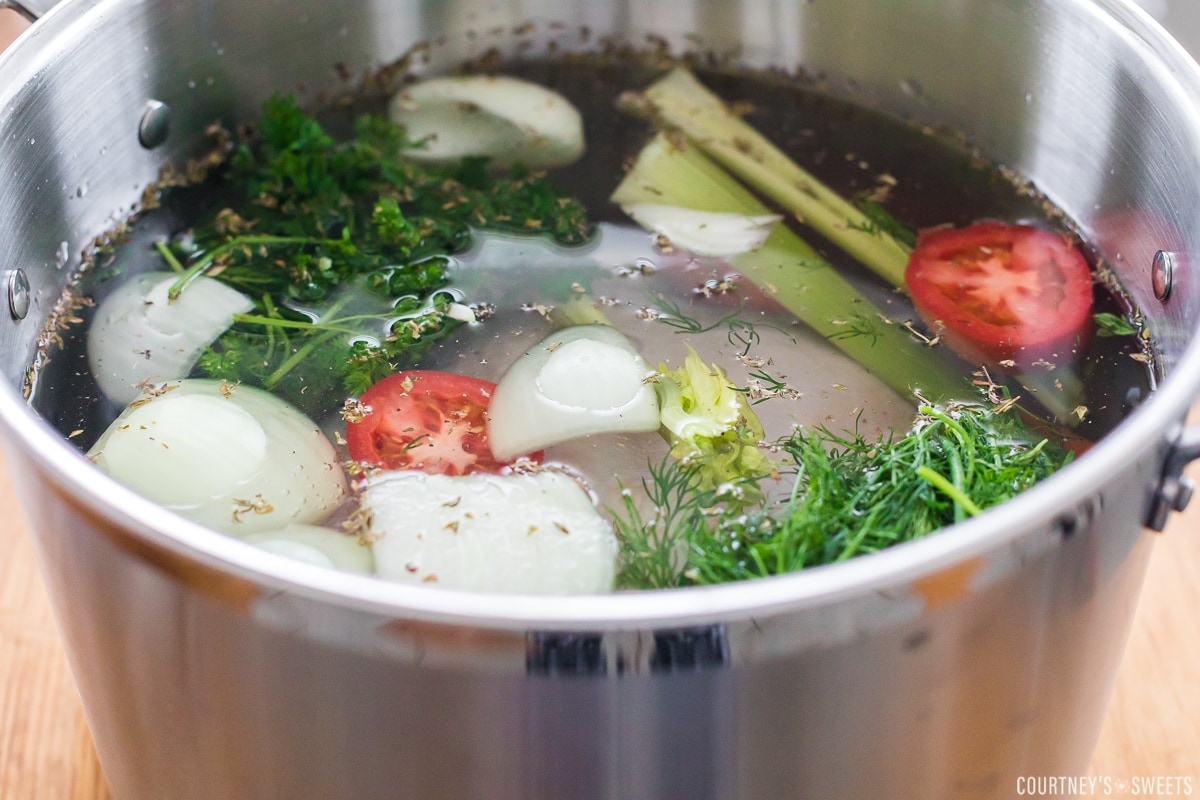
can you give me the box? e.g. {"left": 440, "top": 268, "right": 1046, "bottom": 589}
{"left": 157, "top": 94, "right": 592, "bottom": 414}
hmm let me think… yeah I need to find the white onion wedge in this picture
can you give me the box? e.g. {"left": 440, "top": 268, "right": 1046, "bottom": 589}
{"left": 87, "top": 271, "right": 252, "bottom": 405}
{"left": 486, "top": 325, "right": 660, "bottom": 462}
{"left": 389, "top": 75, "right": 585, "bottom": 168}
{"left": 243, "top": 524, "right": 374, "bottom": 574}
{"left": 619, "top": 203, "right": 781, "bottom": 258}
{"left": 88, "top": 380, "right": 348, "bottom": 535}
{"left": 365, "top": 470, "right": 615, "bottom": 595}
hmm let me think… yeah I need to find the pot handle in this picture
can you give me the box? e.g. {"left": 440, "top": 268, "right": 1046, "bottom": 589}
{"left": 1146, "top": 423, "right": 1200, "bottom": 531}
{"left": 0, "top": 0, "right": 60, "bottom": 23}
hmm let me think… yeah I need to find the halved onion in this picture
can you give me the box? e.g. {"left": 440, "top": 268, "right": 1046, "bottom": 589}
{"left": 364, "top": 470, "right": 616, "bottom": 595}
{"left": 389, "top": 75, "right": 585, "bottom": 168}
{"left": 87, "top": 271, "right": 252, "bottom": 405}
{"left": 243, "top": 524, "right": 374, "bottom": 574}
{"left": 619, "top": 203, "right": 781, "bottom": 258}
{"left": 486, "top": 325, "right": 660, "bottom": 462}
{"left": 88, "top": 379, "right": 348, "bottom": 535}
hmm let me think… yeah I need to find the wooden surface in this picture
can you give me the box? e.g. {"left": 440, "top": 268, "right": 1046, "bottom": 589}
{"left": 2, "top": 451, "right": 1199, "bottom": 798}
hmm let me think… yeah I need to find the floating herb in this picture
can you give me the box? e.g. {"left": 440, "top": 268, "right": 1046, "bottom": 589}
{"left": 650, "top": 294, "right": 745, "bottom": 335}
{"left": 615, "top": 400, "right": 1071, "bottom": 590}
{"left": 1094, "top": 312, "right": 1137, "bottom": 338}
{"left": 158, "top": 94, "right": 592, "bottom": 413}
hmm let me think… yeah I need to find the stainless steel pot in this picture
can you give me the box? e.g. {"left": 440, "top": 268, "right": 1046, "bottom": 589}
{"left": 1, "top": 1, "right": 1199, "bottom": 798}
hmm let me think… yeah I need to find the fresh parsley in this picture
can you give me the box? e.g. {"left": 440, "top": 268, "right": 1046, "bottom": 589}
{"left": 158, "top": 94, "right": 592, "bottom": 414}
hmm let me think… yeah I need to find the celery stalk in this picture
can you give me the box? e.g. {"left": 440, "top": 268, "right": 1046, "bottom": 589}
{"left": 637, "top": 68, "right": 1084, "bottom": 421}
{"left": 639, "top": 68, "right": 911, "bottom": 287}
{"left": 611, "top": 134, "right": 966, "bottom": 403}
{"left": 549, "top": 294, "right": 614, "bottom": 329}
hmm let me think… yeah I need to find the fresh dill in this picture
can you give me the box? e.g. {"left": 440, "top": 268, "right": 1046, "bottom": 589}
{"left": 826, "top": 312, "right": 884, "bottom": 346}
{"left": 650, "top": 295, "right": 797, "bottom": 359}
{"left": 852, "top": 195, "right": 919, "bottom": 249}
{"left": 613, "top": 458, "right": 713, "bottom": 592}
{"left": 727, "top": 318, "right": 797, "bottom": 356}
{"left": 726, "top": 319, "right": 762, "bottom": 355}
{"left": 739, "top": 368, "right": 801, "bottom": 404}
{"left": 613, "top": 400, "right": 1072, "bottom": 590}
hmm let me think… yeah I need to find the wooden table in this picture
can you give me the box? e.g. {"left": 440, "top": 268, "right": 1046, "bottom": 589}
{"left": 1, "top": 447, "right": 1198, "bottom": 798}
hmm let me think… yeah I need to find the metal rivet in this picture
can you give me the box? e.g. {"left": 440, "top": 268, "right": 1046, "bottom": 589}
{"left": 138, "top": 100, "right": 171, "bottom": 149}
{"left": 7, "top": 269, "right": 30, "bottom": 320}
{"left": 1152, "top": 249, "right": 1177, "bottom": 301}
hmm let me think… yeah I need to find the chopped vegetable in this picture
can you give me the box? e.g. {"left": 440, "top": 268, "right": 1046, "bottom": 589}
{"left": 157, "top": 94, "right": 592, "bottom": 414}
{"left": 389, "top": 74, "right": 585, "bottom": 168}
{"left": 654, "top": 346, "right": 773, "bottom": 506}
{"left": 1094, "top": 311, "right": 1137, "bottom": 338}
{"left": 87, "top": 272, "right": 252, "bottom": 405}
{"left": 615, "top": 401, "right": 1072, "bottom": 589}
{"left": 64, "top": 64, "right": 1127, "bottom": 598}
{"left": 627, "top": 67, "right": 1093, "bottom": 419}
{"left": 88, "top": 380, "right": 347, "bottom": 535}
{"left": 346, "top": 370, "right": 537, "bottom": 475}
{"left": 619, "top": 204, "right": 781, "bottom": 257}
{"left": 365, "top": 470, "right": 616, "bottom": 594}
{"left": 486, "top": 325, "right": 661, "bottom": 462}
{"left": 243, "top": 523, "right": 375, "bottom": 574}
{"left": 612, "top": 133, "right": 967, "bottom": 403}
{"left": 905, "top": 223, "right": 1094, "bottom": 368}
{"left": 633, "top": 67, "right": 912, "bottom": 286}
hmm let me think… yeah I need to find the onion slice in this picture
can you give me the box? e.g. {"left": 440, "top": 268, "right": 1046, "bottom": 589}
{"left": 389, "top": 75, "right": 585, "bottom": 168}
{"left": 486, "top": 325, "right": 660, "bottom": 462}
{"left": 87, "top": 272, "right": 252, "bottom": 405}
{"left": 365, "top": 470, "right": 616, "bottom": 595}
{"left": 243, "top": 524, "right": 374, "bottom": 574}
{"left": 619, "top": 203, "right": 781, "bottom": 258}
{"left": 88, "top": 380, "right": 348, "bottom": 535}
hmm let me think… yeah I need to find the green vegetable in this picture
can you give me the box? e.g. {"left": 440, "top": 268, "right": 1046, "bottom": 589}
{"left": 629, "top": 67, "right": 1091, "bottom": 422}
{"left": 635, "top": 67, "right": 913, "bottom": 286}
{"left": 606, "top": 70, "right": 1089, "bottom": 586}
{"left": 1094, "top": 312, "right": 1137, "bottom": 338}
{"left": 654, "top": 346, "right": 774, "bottom": 508}
{"left": 161, "top": 94, "right": 592, "bottom": 413}
{"left": 611, "top": 133, "right": 967, "bottom": 403}
{"left": 615, "top": 401, "right": 1071, "bottom": 589}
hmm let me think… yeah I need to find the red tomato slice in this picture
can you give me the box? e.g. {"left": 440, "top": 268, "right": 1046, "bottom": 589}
{"left": 905, "top": 223, "right": 1094, "bottom": 368}
{"left": 346, "top": 371, "right": 538, "bottom": 475}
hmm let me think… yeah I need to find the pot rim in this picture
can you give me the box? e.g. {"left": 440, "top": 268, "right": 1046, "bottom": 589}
{"left": 1, "top": 0, "right": 1198, "bottom": 630}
